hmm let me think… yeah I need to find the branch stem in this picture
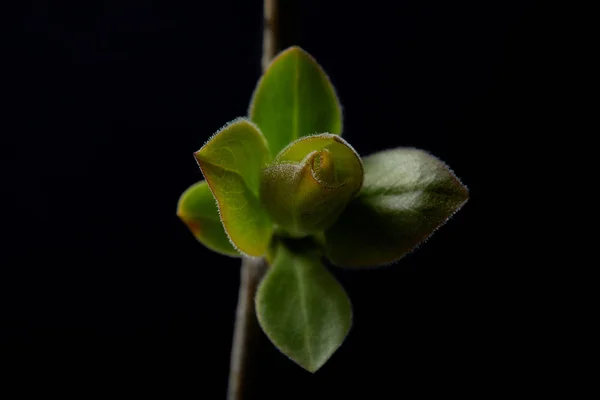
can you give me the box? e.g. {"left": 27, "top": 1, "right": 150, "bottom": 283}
{"left": 262, "top": 0, "right": 278, "bottom": 72}
{"left": 227, "top": 1, "right": 288, "bottom": 398}
{"left": 226, "top": 257, "right": 268, "bottom": 400}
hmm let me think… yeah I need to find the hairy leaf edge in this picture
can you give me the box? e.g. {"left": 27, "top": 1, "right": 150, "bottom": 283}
{"left": 326, "top": 148, "right": 469, "bottom": 268}
{"left": 256, "top": 250, "right": 354, "bottom": 372}
{"left": 175, "top": 181, "right": 240, "bottom": 257}
{"left": 247, "top": 46, "right": 344, "bottom": 140}
{"left": 274, "top": 133, "right": 364, "bottom": 193}
{"left": 193, "top": 117, "right": 272, "bottom": 257}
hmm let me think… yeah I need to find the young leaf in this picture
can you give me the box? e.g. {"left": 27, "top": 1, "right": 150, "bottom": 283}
{"left": 249, "top": 46, "right": 342, "bottom": 157}
{"left": 260, "top": 134, "right": 363, "bottom": 238}
{"left": 256, "top": 241, "right": 352, "bottom": 373}
{"left": 176, "top": 180, "right": 239, "bottom": 257}
{"left": 324, "top": 148, "right": 469, "bottom": 267}
{"left": 194, "top": 118, "right": 273, "bottom": 256}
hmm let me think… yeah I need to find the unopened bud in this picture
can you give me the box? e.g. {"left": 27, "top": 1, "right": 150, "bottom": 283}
{"left": 260, "top": 134, "right": 363, "bottom": 238}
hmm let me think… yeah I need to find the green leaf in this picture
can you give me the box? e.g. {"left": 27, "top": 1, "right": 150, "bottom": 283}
{"left": 249, "top": 46, "right": 342, "bottom": 157}
{"left": 260, "top": 134, "right": 363, "bottom": 238}
{"left": 324, "top": 148, "right": 469, "bottom": 267}
{"left": 176, "top": 180, "right": 239, "bottom": 257}
{"left": 256, "top": 241, "right": 352, "bottom": 372}
{"left": 194, "top": 118, "right": 273, "bottom": 256}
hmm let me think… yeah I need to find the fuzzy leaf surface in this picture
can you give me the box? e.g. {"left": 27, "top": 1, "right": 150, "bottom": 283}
{"left": 256, "top": 241, "right": 352, "bottom": 372}
{"left": 324, "top": 148, "right": 469, "bottom": 267}
{"left": 176, "top": 180, "right": 239, "bottom": 256}
{"left": 194, "top": 118, "right": 272, "bottom": 256}
{"left": 260, "top": 134, "right": 363, "bottom": 237}
{"left": 249, "top": 46, "right": 342, "bottom": 157}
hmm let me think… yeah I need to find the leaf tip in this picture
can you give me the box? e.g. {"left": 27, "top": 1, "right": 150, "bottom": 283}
{"left": 303, "top": 363, "right": 321, "bottom": 374}
{"left": 279, "top": 45, "right": 307, "bottom": 58}
{"left": 192, "top": 150, "right": 207, "bottom": 172}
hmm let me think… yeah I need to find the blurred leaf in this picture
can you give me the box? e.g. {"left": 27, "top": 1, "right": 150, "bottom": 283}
{"left": 324, "top": 148, "right": 469, "bottom": 267}
{"left": 194, "top": 118, "right": 272, "bottom": 256}
{"left": 176, "top": 180, "right": 239, "bottom": 256}
{"left": 256, "top": 241, "right": 352, "bottom": 372}
{"left": 260, "top": 134, "right": 363, "bottom": 237}
{"left": 249, "top": 46, "right": 342, "bottom": 157}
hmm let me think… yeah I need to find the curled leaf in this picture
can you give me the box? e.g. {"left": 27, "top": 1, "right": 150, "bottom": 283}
{"left": 324, "top": 148, "right": 469, "bottom": 267}
{"left": 249, "top": 46, "right": 342, "bottom": 157}
{"left": 194, "top": 118, "right": 273, "bottom": 256}
{"left": 256, "top": 240, "right": 352, "bottom": 372}
{"left": 176, "top": 180, "right": 239, "bottom": 256}
{"left": 260, "top": 134, "right": 363, "bottom": 238}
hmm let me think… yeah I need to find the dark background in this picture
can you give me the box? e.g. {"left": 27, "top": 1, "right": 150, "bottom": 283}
{"left": 3, "top": 0, "right": 556, "bottom": 398}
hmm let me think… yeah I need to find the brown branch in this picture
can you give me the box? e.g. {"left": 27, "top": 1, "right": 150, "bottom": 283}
{"left": 227, "top": 2, "right": 283, "bottom": 398}
{"left": 262, "top": 0, "right": 278, "bottom": 72}
{"left": 226, "top": 257, "right": 268, "bottom": 400}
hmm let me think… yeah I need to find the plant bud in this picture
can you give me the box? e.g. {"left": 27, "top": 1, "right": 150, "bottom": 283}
{"left": 260, "top": 134, "right": 363, "bottom": 238}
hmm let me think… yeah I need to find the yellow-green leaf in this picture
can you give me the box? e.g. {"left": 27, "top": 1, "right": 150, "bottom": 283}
{"left": 176, "top": 180, "right": 239, "bottom": 256}
{"left": 260, "top": 134, "right": 363, "bottom": 238}
{"left": 249, "top": 46, "right": 342, "bottom": 157}
{"left": 256, "top": 241, "right": 352, "bottom": 372}
{"left": 324, "top": 148, "right": 469, "bottom": 267}
{"left": 194, "top": 118, "right": 273, "bottom": 256}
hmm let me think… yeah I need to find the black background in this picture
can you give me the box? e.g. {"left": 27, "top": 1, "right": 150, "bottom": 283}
{"left": 3, "top": 1, "right": 556, "bottom": 398}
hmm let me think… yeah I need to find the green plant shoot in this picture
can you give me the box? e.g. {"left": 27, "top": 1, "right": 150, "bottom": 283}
{"left": 177, "top": 46, "right": 468, "bottom": 372}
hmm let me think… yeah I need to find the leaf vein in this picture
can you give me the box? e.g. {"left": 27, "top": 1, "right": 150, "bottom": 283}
{"left": 293, "top": 256, "right": 313, "bottom": 368}
{"left": 293, "top": 49, "right": 300, "bottom": 141}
